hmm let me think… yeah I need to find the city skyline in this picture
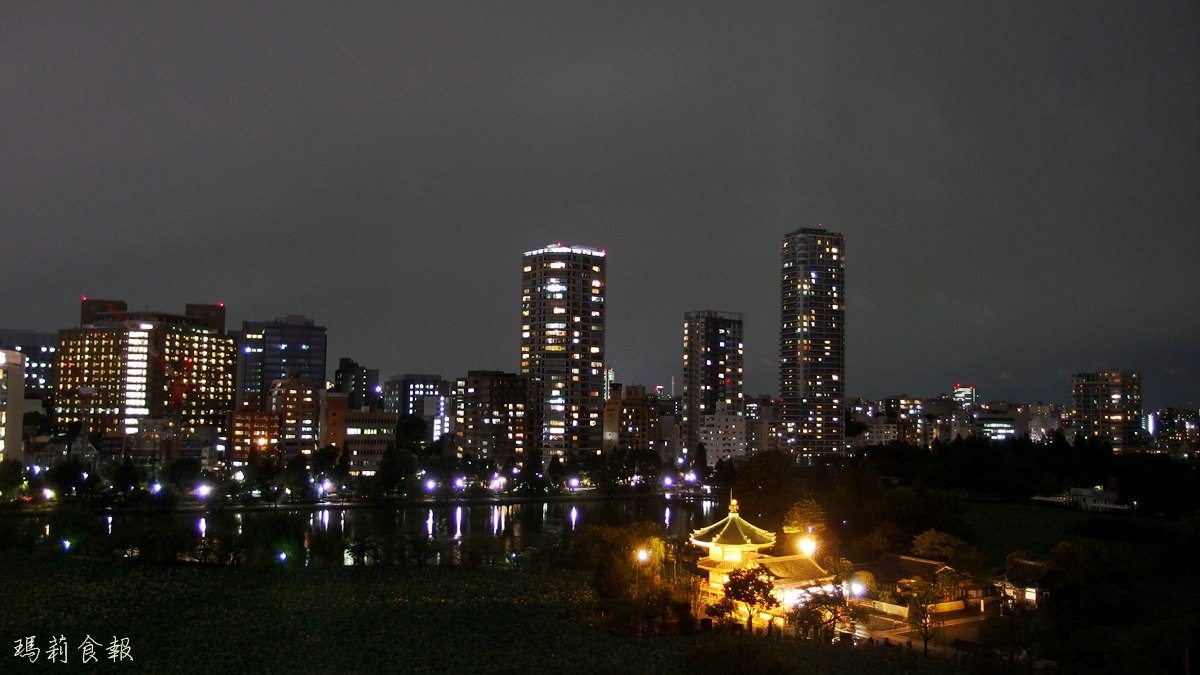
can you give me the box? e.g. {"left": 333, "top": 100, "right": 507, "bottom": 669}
{"left": 2, "top": 2, "right": 1196, "bottom": 409}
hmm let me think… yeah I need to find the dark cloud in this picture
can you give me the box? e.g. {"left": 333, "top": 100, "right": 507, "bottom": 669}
{"left": 2, "top": 1, "right": 1196, "bottom": 408}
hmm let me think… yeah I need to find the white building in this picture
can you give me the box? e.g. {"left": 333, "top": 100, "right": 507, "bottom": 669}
{"left": 1, "top": 349, "right": 25, "bottom": 463}
{"left": 701, "top": 402, "right": 747, "bottom": 467}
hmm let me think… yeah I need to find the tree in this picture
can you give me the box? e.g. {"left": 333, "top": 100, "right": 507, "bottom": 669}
{"left": 912, "top": 528, "right": 965, "bottom": 560}
{"left": 979, "top": 604, "right": 1041, "bottom": 672}
{"left": 782, "top": 497, "right": 827, "bottom": 536}
{"left": 907, "top": 581, "right": 940, "bottom": 657}
{"left": 732, "top": 450, "right": 803, "bottom": 527}
{"left": 45, "top": 458, "right": 90, "bottom": 496}
{"left": 820, "top": 554, "right": 853, "bottom": 580}
{"left": 162, "top": 457, "right": 202, "bottom": 491}
{"left": 111, "top": 458, "right": 140, "bottom": 493}
{"left": 912, "top": 528, "right": 983, "bottom": 573}
{"left": 394, "top": 415, "right": 427, "bottom": 451}
{"left": 723, "top": 567, "right": 780, "bottom": 633}
{"left": 933, "top": 567, "right": 968, "bottom": 603}
{"left": 0, "top": 459, "right": 24, "bottom": 493}
{"left": 372, "top": 443, "right": 410, "bottom": 496}
{"left": 704, "top": 597, "right": 736, "bottom": 626}
{"left": 786, "top": 589, "right": 847, "bottom": 642}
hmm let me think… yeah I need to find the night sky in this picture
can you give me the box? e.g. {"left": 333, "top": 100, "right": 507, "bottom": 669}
{"left": 3, "top": 2, "right": 1197, "bottom": 409}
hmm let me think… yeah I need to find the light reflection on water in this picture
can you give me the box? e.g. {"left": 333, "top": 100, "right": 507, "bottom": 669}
{"left": 47, "top": 495, "right": 717, "bottom": 566}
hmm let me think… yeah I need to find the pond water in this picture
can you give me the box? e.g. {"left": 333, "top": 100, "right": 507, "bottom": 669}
{"left": 29, "top": 494, "right": 724, "bottom": 567}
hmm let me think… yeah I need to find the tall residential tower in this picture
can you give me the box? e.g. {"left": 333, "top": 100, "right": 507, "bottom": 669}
{"left": 780, "top": 227, "right": 846, "bottom": 455}
{"left": 520, "top": 244, "right": 606, "bottom": 463}
{"left": 682, "top": 310, "right": 744, "bottom": 450}
{"left": 1070, "top": 370, "right": 1142, "bottom": 452}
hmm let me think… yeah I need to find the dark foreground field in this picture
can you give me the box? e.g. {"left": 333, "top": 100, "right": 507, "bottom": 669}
{"left": 1, "top": 551, "right": 954, "bottom": 674}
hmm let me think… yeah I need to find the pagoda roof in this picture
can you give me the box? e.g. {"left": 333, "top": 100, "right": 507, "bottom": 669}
{"left": 1004, "top": 558, "right": 1049, "bottom": 587}
{"left": 853, "top": 553, "right": 950, "bottom": 586}
{"left": 757, "top": 554, "right": 831, "bottom": 584}
{"left": 689, "top": 499, "right": 777, "bottom": 548}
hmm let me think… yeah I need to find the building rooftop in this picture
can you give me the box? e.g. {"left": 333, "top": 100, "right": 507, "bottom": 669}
{"left": 689, "top": 499, "right": 776, "bottom": 548}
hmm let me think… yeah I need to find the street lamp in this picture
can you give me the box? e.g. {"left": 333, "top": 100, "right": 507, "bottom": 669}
{"left": 635, "top": 549, "right": 650, "bottom": 597}
{"left": 799, "top": 536, "right": 817, "bottom": 557}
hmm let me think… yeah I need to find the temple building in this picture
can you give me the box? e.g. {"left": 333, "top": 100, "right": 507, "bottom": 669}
{"left": 690, "top": 499, "right": 837, "bottom": 615}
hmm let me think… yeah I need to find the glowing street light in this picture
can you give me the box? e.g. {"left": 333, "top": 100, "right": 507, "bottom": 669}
{"left": 635, "top": 548, "right": 650, "bottom": 596}
{"left": 799, "top": 536, "right": 817, "bottom": 557}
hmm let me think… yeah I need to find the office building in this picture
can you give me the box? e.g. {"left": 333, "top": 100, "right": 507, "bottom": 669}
{"left": 0, "top": 330, "right": 57, "bottom": 403}
{"left": 236, "top": 315, "right": 327, "bottom": 410}
{"left": 55, "top": 300, "right": 236, "bottom": 440}
{"left": 780, "top": 227, "right": 846, "bottom": 455}
{"left": 322, "top": 392, "right": 397, "bottom": 476}
{"left": 382, "top": 374, "right": 451, "bottom": 444}
{"left": 682, "top": 310, "right": 744, "bottom": 450}
{"left": 520, "top": 244, "right": 606, "bottom": 462}
{"left": 332, "top": 357, "right": 379, "bottom": 410}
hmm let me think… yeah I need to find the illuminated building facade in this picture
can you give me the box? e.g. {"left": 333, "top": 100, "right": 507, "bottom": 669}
{"left": 745, "top": 395, "right": 783, "bottom": 454}
{"left": 1070, "top": 370, "right": 1142, "bottom": 452}
{"left": 269, "top": 377, "right": 320, "bottom": 461}
{"left": 601, "top": 384, "right": 661, "bottom": 454}
{"left": 54, "top": 300, "right": 236, "bottom": 438}
{"left": 0, "top": 330, "right": 57, "bottom": 403}
{"left": 236, "top": 315, "right": 327, "bottom": 411}
{"left": 700, "top": 402, "right": 748, "bottom": 467}
{"left": 382, "top": 373, "right": 451, "bottom": 444}
{"left": 953, "top": 384, "right": 978, "bottom": 407}
{"left": 229, "top": 409, "right": 279, "bottom": 465}
{"left": 453, "top": 370, "right": 526, "bottom": 465}
{"left": 1, "top": 349, "right": 24, "bottom": 463}
{"left": 780, "top": 227, "right": 846, "bottom": 455}
{"left": 343, "top": 409, "right": 398, "bottom": 476}
{"left": 520, "top": 244, "right": 606, "bottom": 462}
{"left": 682, "top": 310, "right": 744, "bottom": 451}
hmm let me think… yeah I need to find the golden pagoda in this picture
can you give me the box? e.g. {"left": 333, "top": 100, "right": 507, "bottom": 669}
{"left": 689, "top": 498, "right": 777, "bottom": 591}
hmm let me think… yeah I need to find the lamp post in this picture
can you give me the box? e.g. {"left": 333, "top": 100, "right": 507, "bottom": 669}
{"left": 635, "top": 548, "right": 649, "bottom": 597}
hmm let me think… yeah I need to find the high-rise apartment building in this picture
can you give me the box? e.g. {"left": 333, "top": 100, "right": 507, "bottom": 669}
{"left": 1070, "top": 370, "right": 1142, "bottom": 452}
{"left": 780, "top": 227, "right": 846, "bottom": 455}
{"left": 601, "top": 383, "right": 662, "bottom": 454}
{"left": 682, "top": 310, "right": 744, "bottom": 450}
{"left": 453, "top": 370, "right": 526, "bottom": 466}
{"left": 269, "top": 376, "right": 320, "bottom": 461}
{"left": 520, "top": 244, "right": 606, "bottom": 462}
{"left": 235, "top": 315, "right": 327, "bottom": 411}
{"left": 55, "top": 300, "right": 236, "bottom": 439}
